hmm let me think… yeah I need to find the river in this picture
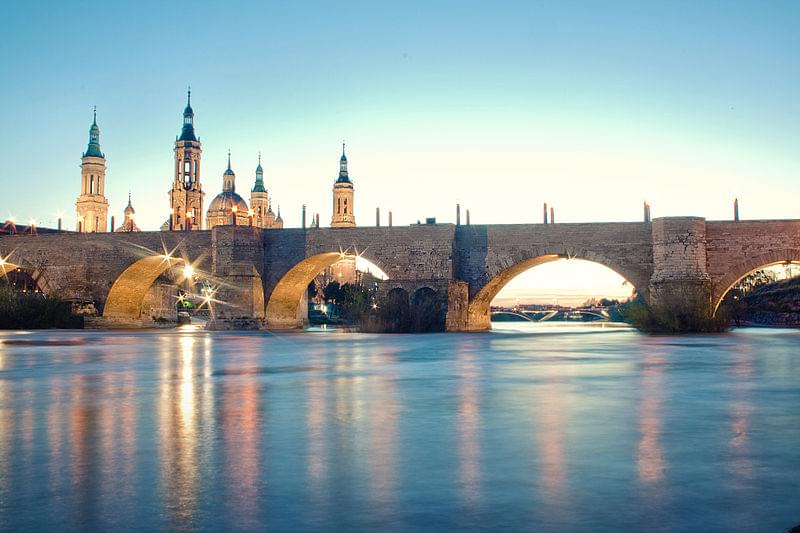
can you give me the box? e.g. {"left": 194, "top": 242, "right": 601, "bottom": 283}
{"left": 0, "top": 323, "right": 798, "bottom": 532}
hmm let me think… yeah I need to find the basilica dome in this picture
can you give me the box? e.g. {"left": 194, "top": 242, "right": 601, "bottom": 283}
{"left": 208, "top": 190, "right": 248, "bottom": 214}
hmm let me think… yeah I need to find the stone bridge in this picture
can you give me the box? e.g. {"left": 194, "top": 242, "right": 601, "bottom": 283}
{"left": 1, "top": 217, "right": 798, "bottom": 330}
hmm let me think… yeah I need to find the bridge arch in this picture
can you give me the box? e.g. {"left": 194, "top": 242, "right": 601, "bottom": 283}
{"left": 265, "top": 252, "right": 388, "bottom": 329}
{"left": 104, "top": 255, "right": 193, "bottom": 321}
{"left": 0, "top": 254, "right": 55, "bottom": 295}
{"left": 467, "top": 251, "right": 643, "bottom": 330}
{"left": 712, "top": 248, "right": 800, "bottom": 314}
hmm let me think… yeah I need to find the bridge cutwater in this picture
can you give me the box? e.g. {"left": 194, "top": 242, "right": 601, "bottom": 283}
{"left": 1, "top": 217, "right": 799, "bottom": 331}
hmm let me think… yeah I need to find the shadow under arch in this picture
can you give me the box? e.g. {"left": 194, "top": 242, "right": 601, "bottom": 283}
{"left": 467, "top": 253, "right": 639, "bottom": 330}
{"left": 104, "top": 255, "right": 180, "bottom": 320}
{"left": 712, "top": 249, "right": 800, "bottom": 314}
{"left": 0, "top": 254, "right": 54, "bottom": 295}
{"left": 266, "top": 251, "right": 389, "bottom": 329}
{"left": 265, "top": 252, "right": 350, "bottom": 329}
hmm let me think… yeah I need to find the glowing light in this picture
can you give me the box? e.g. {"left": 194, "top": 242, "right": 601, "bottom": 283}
{"left": 232, "top": 206, "right": 238, "bottom": 213}
{"left": 183, "top": 265, "right": 195, "bottom": 279}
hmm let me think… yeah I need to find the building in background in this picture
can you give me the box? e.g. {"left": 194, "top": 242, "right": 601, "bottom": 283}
{"left": 75, "top": 108, "right": 109, "bottom": 232}
{"left": 115, "top": 193, "right": 140, "bottom": 232}
{"left": 166, "top": 89, "right": 204, "bottom": 230}
{"left": 206, "top": 152, "right": 250, "bottom": 228}
{"left": 331, "top": 144, "right": 355, "bottom": 227}
{"left": 250, "top": 153, "right": 283, "bottom": 229}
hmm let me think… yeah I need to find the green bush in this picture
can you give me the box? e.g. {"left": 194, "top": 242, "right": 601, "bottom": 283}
{"left": 620, "top": 290, "right": 729, "bottom": 334}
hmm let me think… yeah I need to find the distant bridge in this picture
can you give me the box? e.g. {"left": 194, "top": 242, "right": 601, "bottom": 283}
{"left": 492, "top": 309, "right": 611, "bottom": 322}
{"left": 1, "top": 217, "right": 799, "bottom": 331}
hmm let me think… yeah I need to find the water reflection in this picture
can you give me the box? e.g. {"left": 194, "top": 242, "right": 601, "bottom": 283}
{"left": 457, "top": 342, "right": 481, "bottom": 508}
{"left": 535, "top": 364, "right": 569, "bottom": 508}
{"left": 69, "top": 372, "right": 99, "bottom": 528}
{"left": 158, "top": 334, "right": 201, "bottom": 529}
{"left": 728, "top": 343, "right": 754, "bottom": 486}
{"left": 221, "top": 346, "right": 263, "bottom": 529}
{"left": 0, "top": 327, "right": 798, "bottom": 531}
{"left": 637, "top": 348, "right": 666, "bottom": 485}
{"left": 365, "top": 345, "right": 398, "bottom": 513}
{"left": 305, "top": 351, "right": 329, "bottom": 504}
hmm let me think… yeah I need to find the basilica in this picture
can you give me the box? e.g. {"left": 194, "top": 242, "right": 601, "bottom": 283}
{"left": 74, "top": 89, "right": 356, "bottom": 233}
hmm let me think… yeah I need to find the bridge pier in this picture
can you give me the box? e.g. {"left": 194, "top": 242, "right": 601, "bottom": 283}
{"left": 373, "top": 279, "right": 468, "bottom": 332}
{"left": 206, "top": 226, "right": 265, "bottom": 330}
{"left": 647, "top": 217, "right": 716, "bottom": 331}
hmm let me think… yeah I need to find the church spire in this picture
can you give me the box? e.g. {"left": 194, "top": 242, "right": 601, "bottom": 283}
{"left": 252, "top": 151, "right": 266, "bottom": 193}
{"left": 83, "top": 107, "right": 103, "bottom": 158}
{"left": 222, "top": 150, "right": 235, "bottom": 192}
{"left": 337, "top": 141, "right": 350, "bottom": 183}
{"left": 179, "top": 87, "right": 197, "bottom": 141}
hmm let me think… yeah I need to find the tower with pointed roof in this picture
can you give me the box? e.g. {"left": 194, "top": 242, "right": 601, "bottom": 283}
{"left": 76, "top": 108, "right": 109, "bottom": 232}
{"left": 116, "top": 193, "right": 140, "bottom": 232}
{"left": 331, "top": 143, "right": 355, "bottom": 227}
{"left": 250, "top": 153, "right": 281, "bottom": 229}
{"left": 167, "top": 88, "right": 204, "bottom": 230}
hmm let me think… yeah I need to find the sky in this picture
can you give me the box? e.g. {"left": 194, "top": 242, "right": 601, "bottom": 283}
{"left": 1, "top": 1, "right": 798, "bottom": 302}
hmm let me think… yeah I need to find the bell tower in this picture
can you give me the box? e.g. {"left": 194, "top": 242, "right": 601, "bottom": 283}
{"left": 331, "top": 143, "right": 355, "bottom": 227}
{"left": 168, "top": 88, "right": 204, "bottom": 230}
{"left": 76, "top": 107, "right": 109, "bottom": 232}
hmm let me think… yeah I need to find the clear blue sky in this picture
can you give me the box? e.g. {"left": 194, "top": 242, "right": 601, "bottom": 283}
{"left": 1, "top": 0, "right": 798, "bottom": 231}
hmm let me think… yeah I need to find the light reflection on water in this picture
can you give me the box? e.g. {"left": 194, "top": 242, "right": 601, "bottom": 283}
{"left": 0, "top": 324, "right": 798, "bottom": 531}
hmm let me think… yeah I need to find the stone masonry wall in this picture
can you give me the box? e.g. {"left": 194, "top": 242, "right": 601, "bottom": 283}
{"left": 0, "top": 231, "right": 211, "bottom": 311}
{"left": 454, "top": 222, "right": 654, "bottom": 299}
{"left": 705, "top": 219, "right": 800, "bottom": 305}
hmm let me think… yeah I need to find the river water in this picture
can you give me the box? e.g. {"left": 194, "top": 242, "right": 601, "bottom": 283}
{"left": 0, "top": 324, "right": 798, "bottom": 532}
